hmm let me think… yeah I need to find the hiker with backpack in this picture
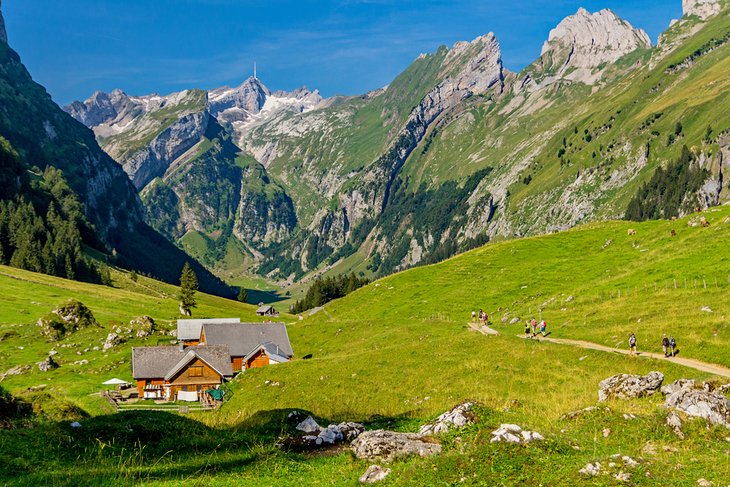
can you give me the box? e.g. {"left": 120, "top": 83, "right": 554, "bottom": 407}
{"left": 628, "top": 333, "right": 637, "bottom": 356}
{"left": 662, "top": 334, "right": 670, "bottom": 357}
{"left": 669, "top": 336, "right": 677, "bottom": 357}
{"left": 471, "top": 310, "right": 477, "bottom": 323}
{"left": 540, "top": 320, "right": 547, "bottom": 336}
{"left": 525, "top": 321, "right": 532, "bottom": 339}
{"left": 530, "top": 318, "right": 537, "bottom": 337}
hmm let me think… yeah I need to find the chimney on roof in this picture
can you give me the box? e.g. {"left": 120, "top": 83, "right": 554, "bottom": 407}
{"left": 178, "top": 342, "right": 184, "bottom": 352}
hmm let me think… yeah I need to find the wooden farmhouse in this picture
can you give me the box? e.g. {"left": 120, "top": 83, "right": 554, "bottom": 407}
{"left": 256, "top": 305, "right": 279, "bottom": 317}
{"left": 131, "top": 345, "right": 233, "bottom": 401}
{"left": 130, "top": 318, "right": 293, "bottom": 402}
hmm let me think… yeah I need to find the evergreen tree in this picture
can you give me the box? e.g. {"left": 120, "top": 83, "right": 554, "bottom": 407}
{"left": 178, "top": 262, "right": 198, "bottom": 316}
{"left": 237, "top": 287, "right": 248, "bottom": 303}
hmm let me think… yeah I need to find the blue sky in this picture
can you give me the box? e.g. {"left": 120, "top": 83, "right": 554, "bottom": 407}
{"left": 4, "top": 0, "right": 681, "bottom": 105}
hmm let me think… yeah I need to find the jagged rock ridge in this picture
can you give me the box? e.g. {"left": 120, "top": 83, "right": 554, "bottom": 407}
{"left": 535, "top": 8, "right": 651, "bottom": 86}
{"left": 0, "top": 0, "right": 7, "bottom": 44}
{"left": 683, "top": 0, "right": 721, "bottom": 19}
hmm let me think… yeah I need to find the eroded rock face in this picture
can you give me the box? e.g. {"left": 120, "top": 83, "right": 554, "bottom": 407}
{"left": 663, "top": 380, "right": 730, "bottom": 428}
{"left": 37, "top": 355, "right": 59, "bottom": 372}
{"left": 683, "top": 0, "right": 721, "bottom": 19}
{"left": 285, "top": 416, "right": 365, "bottom": 450}
{"left": 538, "top": 8, "right": 651, "bottom": 85}
{"left": 598, "top": 371, "right": 664, "bottom": 401}
{"left": 351, "top": 430, "right": 442, "bottom": 463}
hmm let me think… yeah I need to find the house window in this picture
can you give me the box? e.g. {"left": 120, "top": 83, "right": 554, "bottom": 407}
{"left": 189, "top": 366, "right": 203, "bottom": 377}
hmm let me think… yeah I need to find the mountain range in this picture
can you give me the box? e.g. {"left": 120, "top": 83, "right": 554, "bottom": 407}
{"left": 0, "top": 0, "right": 230, "bottom": 296}
{"left": 27, "top": 0, "right": 730, "bottom": 289}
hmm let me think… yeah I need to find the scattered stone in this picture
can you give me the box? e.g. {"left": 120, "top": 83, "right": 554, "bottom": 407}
{"left": 72, "top": 359, "right": 89, "bottom": 366}
{"left": 700, "top": 306, "right": 713, "bottom": 313}
{"left": 70, "top": 422, "right": 82, "bottom": 428}
{"left": 623, "top": 413, "right": 637, "bottom": 420}
{"left": 565, "top": 295, "right": 575, "bottom": 303}
{"left": 697, "top": 479, "right": 713, "bottom": 487}
{"left": 419, "top": 402, "right": 475, "bottom": 435}
{"left": 661, "top": 379, "right": 696, "bottom": 396}
{"left": 561, "top": 405, "right": 611, "bottom": 420}
{"left": 666, "top": 411, "right": 685, "bottom": 439}
{"left": 598, "top": 371, "right": 664, "bottom": 401}
{"left": 602, "top": 428, "right": 611, "bottom": 438}
{"left": 287, "top": 410, "right": 306, "bottom": 423}
{"left": 296, "top": 416, "right": 321, "bottom": 434}
{"left": 351, "top": 430, "right": 442, "bottom": 462}
{"left": 613, "top": 471, "right": 631, "bottom": 482}
{"left": 37, "top": 355, "right": 59, "bottom": 372}
{"left": 359, "top": 465, "right": 391, "bottom": 484}
{"left": 663, "top": 380, "right": 730, "bottom": 428}
{"left": 579, "top": 355, "right": 588, "bottom": 361}
{"left": 3, "top": 365, "right": 30, "bottom": 376}
{"left": 509, "top": 317, "right": 520, "bottom": 325}
{"left": 102, "top": 332, "right": 124, "bottom": 351}
{"left": 92, "top": 346, "right": 100, "bottom": 351}
{"left": 130, "top": 315, "right": 156, "bottom": 337}
{"left": 490, "top": 424, "right": 543, "bottom": 444}
{"left": 579, "top": 462, "right": 602, "bottom": 476}
{"left": 602, "top": 239, "right": 613, "bottom": 249}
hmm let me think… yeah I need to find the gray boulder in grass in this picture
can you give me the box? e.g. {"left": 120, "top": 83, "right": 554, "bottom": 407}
{"left": 598, "top": 371, "right": 664, "bottom": 401}
{"left": 351, "top": 430, "right": 442, "bottom": 462}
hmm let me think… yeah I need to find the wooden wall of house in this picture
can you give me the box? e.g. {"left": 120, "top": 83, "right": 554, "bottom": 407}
{"left": 246, "top": 350, "right": 270, "bottom": 369}
{"left": 168, "top": 357, "right": 222, "bottom": 391}
{"left": 136, "top": 378, "right": 164, "bottom": 397}
{"left": 232, "top": 356, "right": 244, "bottom": 371}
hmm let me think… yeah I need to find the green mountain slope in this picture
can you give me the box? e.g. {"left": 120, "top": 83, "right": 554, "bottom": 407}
{"left": 1, "top": 205, "right": 730, "bottom": 484}
{"left": 0, "top": 9, "right": 231, "bottom": 297}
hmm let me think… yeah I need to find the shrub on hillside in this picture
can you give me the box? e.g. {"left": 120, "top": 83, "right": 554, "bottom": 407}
{"left": 36, "top": 299, "right": 98, "bottom": 341}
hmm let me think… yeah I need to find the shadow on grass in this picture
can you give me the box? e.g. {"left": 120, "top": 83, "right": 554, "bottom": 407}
{"left": 0, "top": 406, "right": 427, "bottom": 484}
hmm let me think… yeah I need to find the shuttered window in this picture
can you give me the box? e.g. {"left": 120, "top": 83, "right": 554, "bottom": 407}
{"left": 189, "top": 366, "right": 203, "bottom": 377}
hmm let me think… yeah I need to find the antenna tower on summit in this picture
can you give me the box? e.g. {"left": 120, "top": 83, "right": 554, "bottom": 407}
{"left": 254, "top": 62, "right": 257, "bottom": 80}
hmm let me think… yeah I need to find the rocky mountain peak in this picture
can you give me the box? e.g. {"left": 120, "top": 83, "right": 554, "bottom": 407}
{"left": 208, "top": 76, "right": 270, "bottom": 118}
{"left": 683, "top": 0, "right": 721, "bottom": 19}
{"left": 0, "top": 0, "right": 7, "bottom": 44}
{"left": 538, "top": 8, "right": 651, "bottom": 85}
{"left": 444, "top": 32, "right": 505, "bottom": 96}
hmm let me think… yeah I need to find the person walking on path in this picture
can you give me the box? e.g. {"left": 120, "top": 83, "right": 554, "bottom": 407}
{"left": 525, "top": 322, "right": 532, "bottom": 339}
{"left": 669, "top": 336, "right": 677, "bottom": 357}
{"left": 530, "top": 318, "right": 538, "bottom": 337}
{"left": 629, "top": 333, "right": 637, "bottom": 356}
{"left": 479, "top": 309, "right": 485, "bottom": 325}
{"left": 662, "top": 334, "right": 670, "bottom": 357}
{"left": 471, "top": 310, "right": 476, "bottom": 323}
{"left": 540, "top": 320, "right": 547, "bottom": 336}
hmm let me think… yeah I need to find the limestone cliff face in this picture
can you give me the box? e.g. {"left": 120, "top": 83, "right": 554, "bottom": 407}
{"left": 532, "top": 8, "right": 651, "bottom": 86}
{"left": 683, "top": 0, "right": 721, "bottom": 19}
{"left": 0, "top": 0, "right": 7, "bottom": 44}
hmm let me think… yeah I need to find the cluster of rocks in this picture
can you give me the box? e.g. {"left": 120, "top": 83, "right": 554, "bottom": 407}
{"left": 419, "top": 402, "right": 475, "bottom": 435}
{"left": 598, "top": 371, "right": 664, "bottom": 401}
{"left": 579, "top": 454, "right": 640, "bottom": 482}
{"left": 661, "top": 379, "right": 730, "bottom": 430}
{"left": 358, "top": 465, "right": 391, "bottom": 484}
{"left": 489, "top": 424, "right": 544, "bottom": 444}
{"left": 281, "top": 413, "right": 365, "bottom": 450}
{"left": 103, "top": 316, "right": 158, "bottom": 350}
{"left": 36, "top": 300, "right": 98, "bottom": 341}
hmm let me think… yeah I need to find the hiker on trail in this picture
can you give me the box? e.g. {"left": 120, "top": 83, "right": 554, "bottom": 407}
{"left": 525, "top": 322, "right": 531, "bottom": 339}
{"left": 479, "top": 309, "right": 485, "bottom": 325}
{"left": 628, "top": 333, "right": 637, "bottom": 356}
{"left": 530, "top": 318, "right": 537, "bottom": 337}
{"left": 540, "top": 320, "right": 547, "bottom": 336}
{"left": 484, "top": 311, "right": 489, "bottom": 325}
{"left": 669, "top": 336, "right": 677, "bottom": 357}
{"left": 662, "top": 334, "right": 670, "bottom": 357}
{"left": 471, "top": 310, "right": 477, "bottom": 322}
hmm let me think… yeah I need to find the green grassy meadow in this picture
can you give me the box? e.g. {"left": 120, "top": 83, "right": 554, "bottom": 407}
{"left": 1, "top": 206, "right": 730, "bottom": 484}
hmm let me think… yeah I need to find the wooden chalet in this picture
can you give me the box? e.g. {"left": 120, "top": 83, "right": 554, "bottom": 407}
{"left": 198, "top": 322, "right": 294, "bottom": 371}
{"left": 256, "top": 305, "right": 279, "bottom": 317}
{"left": 131, "top": 345, "right": 233, "bottom": 401}
{"left": 176, "top": 318, "right": 241, "bottom": 346}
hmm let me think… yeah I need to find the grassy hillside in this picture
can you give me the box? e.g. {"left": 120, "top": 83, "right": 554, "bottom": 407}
{"left": 2, "top": 207, "right": 730, "bottom": 484}
{"left": 0, "top": 265, "right": 293, "bottom": 414}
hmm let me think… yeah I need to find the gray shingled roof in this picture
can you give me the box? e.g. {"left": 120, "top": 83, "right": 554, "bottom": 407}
{"left": 177, "top": 318, "right": 240, "bottom": 340}
{"left": 244, "top": 342, "right": 292, "bottom": 363}
{"left": 131, "top": 345, "right": 233, "bottom": 379}
{"left": 202, "top": 322, "right": 293, "bottom": 358}
{"left": 256, "top": 305, "right": 276, "bottom": 314}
